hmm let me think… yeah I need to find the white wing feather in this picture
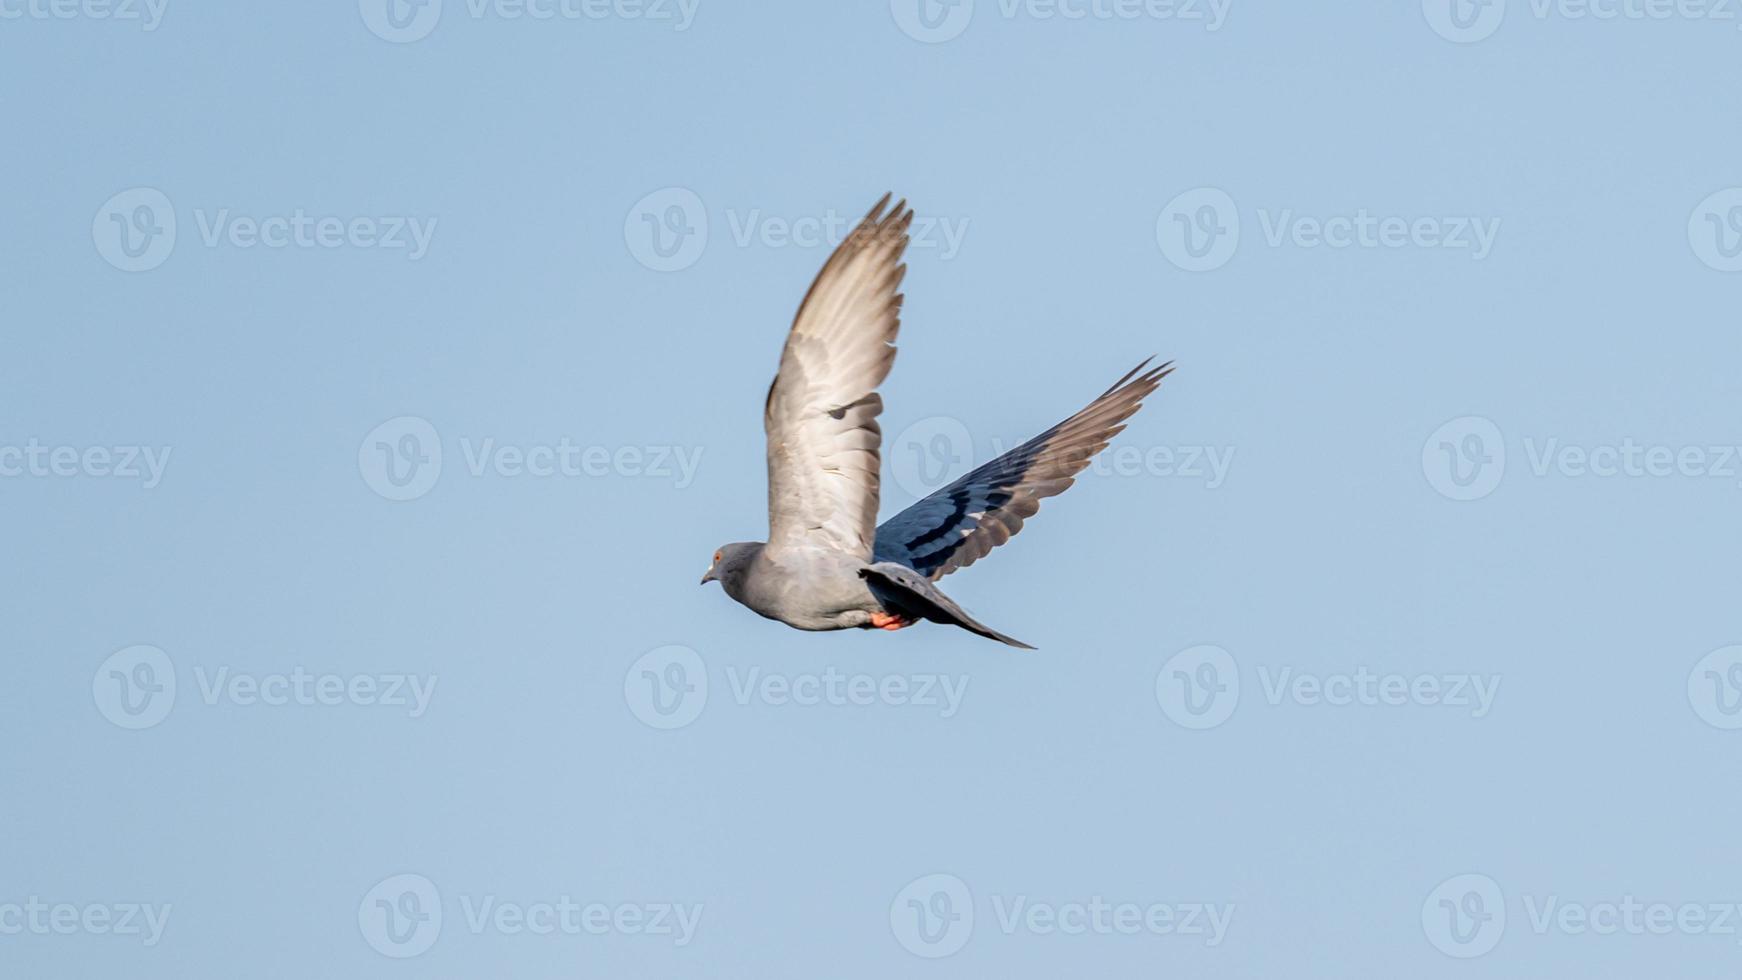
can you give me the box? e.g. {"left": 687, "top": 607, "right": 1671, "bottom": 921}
{"left": 764, "top": 194, "right": 912, "bottom": 559}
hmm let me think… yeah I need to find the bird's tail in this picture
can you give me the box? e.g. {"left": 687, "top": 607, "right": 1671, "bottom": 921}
{"left": 860, "top": 563, "right": 1036, "bottom": 650}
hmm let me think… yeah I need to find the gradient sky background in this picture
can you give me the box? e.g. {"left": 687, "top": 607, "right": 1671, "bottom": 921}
{"left": 5, "top": 0, "right": 1742, "bottom": 976}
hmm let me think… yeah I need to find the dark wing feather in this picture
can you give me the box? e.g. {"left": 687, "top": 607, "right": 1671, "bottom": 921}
{"left": 873, "top": 359, "right": 1173, "bottom": 580}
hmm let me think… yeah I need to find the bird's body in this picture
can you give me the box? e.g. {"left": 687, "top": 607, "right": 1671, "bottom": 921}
{"left": 702, "top": 194, "right": 1173, "bottom": 649}
{"left": 716, "top": 543, "right": 880, "bottom": 631}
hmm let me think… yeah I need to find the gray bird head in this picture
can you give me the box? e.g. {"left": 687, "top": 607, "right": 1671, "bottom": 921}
{"left": 701, "top": 542, "right": 762, "bottom": 589}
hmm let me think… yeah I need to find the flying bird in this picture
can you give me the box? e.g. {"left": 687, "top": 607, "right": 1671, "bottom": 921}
{"left": 701, "top": 194, "right": 1172, "bottom": 649}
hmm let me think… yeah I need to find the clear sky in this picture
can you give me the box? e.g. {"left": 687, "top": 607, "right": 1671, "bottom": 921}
{"left": 5, "top": 0, "right": 1742, "bottom": 976}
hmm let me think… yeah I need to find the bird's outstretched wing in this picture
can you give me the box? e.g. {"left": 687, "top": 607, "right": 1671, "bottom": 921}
{"left": 873, "top": 359, "right": 1173, "bottom": 580}
{"left": 764, "top": 194, "right": 912, "bottom": 559}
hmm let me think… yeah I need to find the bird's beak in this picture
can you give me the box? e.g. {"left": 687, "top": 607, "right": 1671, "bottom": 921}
{"left": 700, "top": 567, "right": 717, "bottom": 585}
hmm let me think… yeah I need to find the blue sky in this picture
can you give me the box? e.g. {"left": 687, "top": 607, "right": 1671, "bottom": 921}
{"left": 4, "top": 1, "right": 1742, "bottom": 976}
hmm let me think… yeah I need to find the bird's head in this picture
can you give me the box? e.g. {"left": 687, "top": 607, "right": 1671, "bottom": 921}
{"left": 701, "top": 542, "right": 761, "bottom": 588}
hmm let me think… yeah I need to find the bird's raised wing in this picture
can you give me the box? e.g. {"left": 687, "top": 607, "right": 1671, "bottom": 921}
{"left": 764, "top": 194, "right": 912, "bottom": 559}
{"left": 873, "top": 359, "right": 1173, "bottom": 580}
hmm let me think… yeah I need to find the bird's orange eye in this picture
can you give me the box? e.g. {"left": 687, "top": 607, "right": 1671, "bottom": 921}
{"left": 713, "top": 551, "right": 722, "bottom": 563}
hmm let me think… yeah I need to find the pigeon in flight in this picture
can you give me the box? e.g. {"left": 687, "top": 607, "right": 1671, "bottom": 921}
{"left": 701, "top": 194, "right": 1172, "bottom": 649}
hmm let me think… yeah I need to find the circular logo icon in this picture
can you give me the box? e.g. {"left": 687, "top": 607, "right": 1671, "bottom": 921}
{"left": 1157, "top": 188, "right": 1239, "bottom": 272}
{"left": 359, "top": 0, "right": 442, "bottom": 42}
{"left": 358, "top": 873, "right": 442, "bottom": 958}
{"left": 625, "top": 645, "right": 708, "bottom": 730}
{"left": 890, "top": 0, "right": 974, "bottom": 42}
{"left": 1688, "top": 645, "right": 1742, "bottom": 730}
{"left": 92, "top": 644, "right": 176, "bottom": 730}
{"left": 1688, "top": 188, "right": 1742, "bottom": 273}
{"left": 625, "top": 187, "right": 708, "bottom": 272}
{"left": 359, "top": 416, "right": 442, "bottom": 501}
{"left": 1422, "top": 416, "right": 1504, "bottom": 501}
{"left": 888, "top": 416, "right": 974, "bottom": 500}
{"left": 1156, "top": 644, "right": 1239, "bottom": 730}
{"left": 1422, "top": 0, "right": 1505, "bottom": 43}
{"left": 93, "top": 187, "right": 176, "bottom": 273}
{"left": 890, "top": 873, "right": 973, "bottom": 958}
{"left": 1421, "top": 873, "right": 1504, "bottom": 958}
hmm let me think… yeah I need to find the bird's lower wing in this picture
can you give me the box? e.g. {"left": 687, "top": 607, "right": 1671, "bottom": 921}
{"left": 873, "top": 359, "right": 1173, "bottom": 580}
